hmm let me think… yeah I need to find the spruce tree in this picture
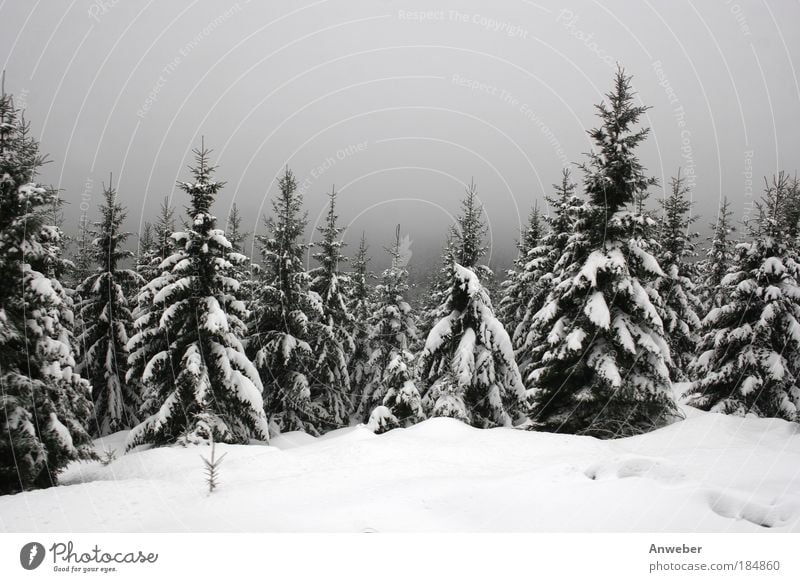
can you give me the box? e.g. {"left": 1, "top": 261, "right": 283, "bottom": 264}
{"left": 362, "top": 226, "right": 423, "bottom": 430}
{"left": 348, "top": 232, "right": 374, "bottom": 415}
{"left": 225, "top": 202, "right": 247, "bottom": 253}
{"left": 419, "top": 226, "right": 459, "bottom": 343}
{"left": 420, "top": 181, "right": 491, "bottom": 342}
{"left": 127, "top": 199, "right": 177, "bottom": 413}
{"left": 136, "top": 222, "right": 155, "bottom": 279}
{"left": 72, "top": 212, "right": 96, "bottom": 289}
{"left": 418, "top": 183, "right": 525, "bottom": 427}
{"left": 77, "top": 182, "right": 142, "bottom": 436}
{"left": 654, "top": 171, "right": 702, "bottom": 380}
{"left": 700, "top": 197, "right": 736, "bottom": 310}
{"left": 527, "top": 69, "right": 677, "bottom": 437}
{"left": 686, "top": 173, "right": 800, "bottom": 420}
{"left": 153, "top": 197, "right": 176, "bottom": 265}
{"left": 248, "top": 168, "right": 320, "bottom": 434}
{"left": 453, "top": 180, "right": 491, "bottom": 279}
{"left": 126, "top": 143, "right": 268, "bottom": 447}
{"left": 418, "top": 264, "right": 526, "bottom": 427}
{"left": 0, "top": 87, "right": 94, "bottom": 493}
{"left": 309, "top": 187, "right": 354, "bottom": 428}
{"left": 224, "top": 202, "right": 253, "bottom": 307}
{"left": 497, "top": 202, "right": 545, "bottom": 329}
{"left": 509, "top": 169, "right": 581, "bottom": 382}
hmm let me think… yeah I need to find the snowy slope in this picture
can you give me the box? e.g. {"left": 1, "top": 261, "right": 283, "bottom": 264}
{"left": 1, "top": 404, "right": 799, "bottom": 532}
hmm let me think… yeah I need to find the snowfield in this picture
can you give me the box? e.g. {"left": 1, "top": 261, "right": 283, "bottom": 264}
{"left": 1, "top": 404, "right": 799, "bottom": 532}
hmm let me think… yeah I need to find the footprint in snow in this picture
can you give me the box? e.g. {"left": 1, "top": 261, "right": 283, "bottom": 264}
{"left": 584, "top": 455, "right": 686, "bottom": 484}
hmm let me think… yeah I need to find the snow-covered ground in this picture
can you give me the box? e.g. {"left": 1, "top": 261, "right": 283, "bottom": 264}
{"left": 1, "top": 404, "right": 799, "bottom": 532}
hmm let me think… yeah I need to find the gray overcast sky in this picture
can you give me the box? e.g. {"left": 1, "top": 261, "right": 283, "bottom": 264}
{"left": 2, "top": 0, "right": 799, "bottom": 272}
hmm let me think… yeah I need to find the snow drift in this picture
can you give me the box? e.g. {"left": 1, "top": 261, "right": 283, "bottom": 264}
{"left": 1, "top": 404, "right": 798, "bottom": 532}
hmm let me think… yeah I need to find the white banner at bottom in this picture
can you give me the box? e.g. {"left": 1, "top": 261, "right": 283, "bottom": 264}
{"left": 1, "top": 533, "right": 798, "bottom": 581}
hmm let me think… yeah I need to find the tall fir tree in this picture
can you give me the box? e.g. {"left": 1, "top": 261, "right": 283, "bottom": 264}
{"left": 126, "top": 143, "right": 268, "bottom": 447}
{"left": 0, "top": 87, "right": 94, "bottom": 494}
{"left": 362, "top": 225, "right": 423, "bottom": 430}
{"left": 348, "top": 232, "right": 374, "bottom": 415}
{"left": 309, "top": 187, "right": 354, "bottom": 428}
{"left": 700, "top": 197, "right": 737, "bottom": 310}
{"left": 248, "top": 168, "right": 321, "bottom": 434}
{"left": 77, "top": 182, "right": 142, "bottom": 436}
{"left": 686, "top": 173, "right": 800, "bottom": 421}
{"left": 654, "top": 171, "right": 702, "bottom": 380}
{"left": 526, "top": 69, "right": 677, "bottom": 437}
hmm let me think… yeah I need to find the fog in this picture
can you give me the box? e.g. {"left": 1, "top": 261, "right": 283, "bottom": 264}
{"left": 2, "top": 0, "right": 798, "bottom": 274}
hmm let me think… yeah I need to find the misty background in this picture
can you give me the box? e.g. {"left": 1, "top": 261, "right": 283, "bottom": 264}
{"left": 1, "top": 0, "right": 798, "bottom": 280}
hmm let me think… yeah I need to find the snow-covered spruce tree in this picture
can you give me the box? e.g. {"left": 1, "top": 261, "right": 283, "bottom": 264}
{"left": 71, "top": 212, "right": 96, "bottom": 289}
{"left": 418, "top": 182, "right": 526, "bottom": 426}
{"left": 248, "top": 168, "right": 321, "bottom": 434}
{"left": 134, "top": 198, "right": 175, "bottom": 286}
{"left": 127, "top": 198, "right": 177, "bottom": 415}
{"left": 453, "top": 180, "right": 492, "bottom": 280}
{"left": 71, "top": 212, "right": 96, "bottom": 371}
{"left": 126, "top": 143, "right": 269, "bottom": 447}
{"left": 685, "top": 173, "right": 800, "bottom": 421}
{"left": 497, "top": 202, "right": 545, "bottom": 329}
{"left": 362, "top": 226, "right": 423, "bottom": 430}
{"left": 509, "top": 170, "right": 581, "bottom": 380}
{"left": 418, "top": 263, "right": 526, "bottom": 427}
{"left": 699, "top": 197, "right": 737, "bottom": 310}
{"left": 225, "top": 202, "right": 247, "bottom": 253}
{"left": 136, "top": 222, "right": 155, "bottom": 278}
{"left": 0, "top": 88, "right": 94, "bottom": 493}
{"left": 420, "top": 182, "right": 491, "bottom": 340}
{"left": 76, "top": 182, "right": 142, "bottom": 436}
{"left": 308, "top": 187, "right": 354, "bottom": 427}
{"left": 527, "top": 69, "right": 677, "bottom": 437}
{"left": 348, "top": 232, "right": 374, "bottom": 415}
{"left": 654, "top": 171, "right": 702, "bottom": 380}
{"left": 418, "top": 226, "right": 459, "bottom": 343}
{"left": 153, "top": 197, "right": 176, "bottom": 266}
{"left": 224, "top": 202, "right": 254, "bottom": 307}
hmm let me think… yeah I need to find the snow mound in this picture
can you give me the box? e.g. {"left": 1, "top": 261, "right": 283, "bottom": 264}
{"left": 1, "top": 410, "right": 799, "bottom": 532}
